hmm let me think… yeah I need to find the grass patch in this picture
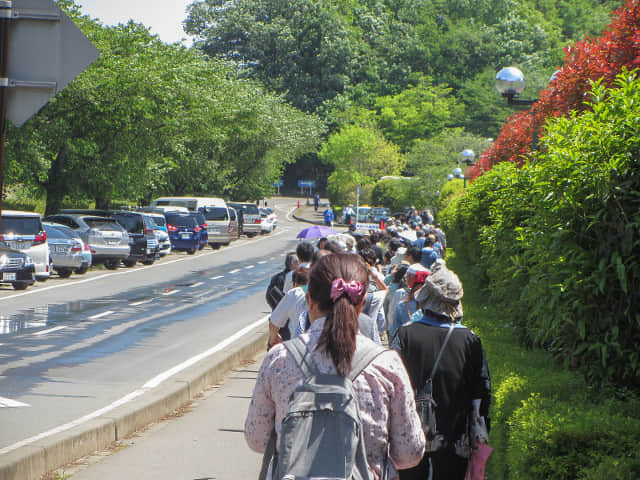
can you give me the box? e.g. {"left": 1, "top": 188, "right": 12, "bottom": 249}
{"left": 447, "top": 251, "right": 640, "bottom": 479}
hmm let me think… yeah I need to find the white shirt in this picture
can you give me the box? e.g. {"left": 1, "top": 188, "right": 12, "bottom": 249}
{"left": 269, "top": 286, "right": 308, "bottom": 339}
{"left": 283, "top": 262, "right": 310, "bottom": 293}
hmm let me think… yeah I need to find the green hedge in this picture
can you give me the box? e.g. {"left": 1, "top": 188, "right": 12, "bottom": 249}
{"left": 441, "top": 72, "right": 640, "bottom": 389}
{"left": 447, "top": 251, "right": 640, "bottom": 480}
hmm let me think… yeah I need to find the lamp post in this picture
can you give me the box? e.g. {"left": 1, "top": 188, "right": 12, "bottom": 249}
{"left": 495, "top": 67, "right": 537, "bottom": 106}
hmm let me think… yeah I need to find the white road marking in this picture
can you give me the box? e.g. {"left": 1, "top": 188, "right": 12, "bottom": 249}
{"left": 0, "top": 228, "right": 287, "bottom": 302}
{"left": 0, "top": 315, "right": 269, "bottom": 455}
{"left": 88, "top": 311, "right": 114, "bottom": 320}
{"left": 229, "top": 269, "right": 240, "bottom": 274}
{"left": 190, "top": 282, "right": 204, "bottom": 288}
{"left": 130, "top": 299, "right": 152, "bottom": 307}
{"left": 32, "top": 326, "right": 67, "bottom": 336}
{"left": 245, "top": 265, "right": 255, "bottom": 269}
{"left": 210, "top": 275, "right": 224, "bottom": 280}
{"left": 0, "top": 397, "right": 30, "bottom": 408}
{"left": 162, "top": 289, "right": 180, "bottom": 296}
{"left": 258, "top": 261, "right": 267, "bottom": 264}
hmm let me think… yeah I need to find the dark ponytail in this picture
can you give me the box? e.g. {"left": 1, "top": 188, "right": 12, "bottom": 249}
{"left": 308, "top": 253, "right": 369, "bottom": 376}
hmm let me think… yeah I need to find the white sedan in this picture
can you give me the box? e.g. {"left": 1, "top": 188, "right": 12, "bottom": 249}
{"left": 259, "top": 208, "right": 278, "bottom": 233}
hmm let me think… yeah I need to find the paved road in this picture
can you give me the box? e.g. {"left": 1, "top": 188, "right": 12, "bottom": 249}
{"left": 0, "top": 198, "right": 301, "bottom": 454}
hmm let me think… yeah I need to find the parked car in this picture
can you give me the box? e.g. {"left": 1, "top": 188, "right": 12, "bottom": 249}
{"left": 111, "top": 211, "right": 159, "bottom": 267}
{"left": 0, "top": 210, "right": 51, "bottom": 281}
{"left": 259, "top": 207, "right": 278, "bottom": 233}
{"left": 43, "top": 222, "right": 91, "bottom": 277}
{"left": 357, "top": 206, "right": 371, "bottom": 223}
{"left": 46, "top": 223, "right": 92, "bottom": 274}
{"left": 0, "top": 245, "right": 36, "bottom": 290}
{"left": 228, "top": 202, "right": 261, "bottom": 237}
{"left": 165, "top": 212, "right": 201, "bottom": 254}
{"left": 369, "top": 207, "right": 391, "bottom": 224}
{"left": 188, "top": 211, "right": 208, "bottom": 250}
{"left": 138, "top": 210, "right": 172, "bottom": 257}
{"left": 199, "top": 204, "right": 238, "bottom": 248}
{"left": 43, "top": 214, "right": 130, "bottom": 270}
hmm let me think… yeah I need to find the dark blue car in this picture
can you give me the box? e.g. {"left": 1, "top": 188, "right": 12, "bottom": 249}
{"left": 189, "top": 211, "right": 208, "bottom": 250}
{"left": 165, "top": 213, "right": 200, "bottom": 255}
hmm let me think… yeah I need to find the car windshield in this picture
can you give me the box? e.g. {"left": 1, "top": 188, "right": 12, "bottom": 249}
{"left": 113, "top": 214, "right": 144, "bottom": 234}
{"left": 84, "top": 218, "right": 122, "bottom": 230}
{"left": 43, "top": 225, "right": 69, "bottom": 239}
{"left": 166, "top": 215, "right": 197, "bottom": 228}
{"left": 1, "top": 216, "right": 41, "bottom": 235}
{"left": 201, "top": 207, "right": 228, "bottom": 221}
{"left": 191, "top": 213, "right": 206, "bottom": 224}
{"left": 150, "top": 216, "right": 166, "bottom": 227}
{"left": 241, "top": 204, "right": 259, "bottom": 215}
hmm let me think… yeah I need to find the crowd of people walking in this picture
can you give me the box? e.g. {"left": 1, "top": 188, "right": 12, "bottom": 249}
{"left": 247, "top": 216, "right": 492, "bottom": 480}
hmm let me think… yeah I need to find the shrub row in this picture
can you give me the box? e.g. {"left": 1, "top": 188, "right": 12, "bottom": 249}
{"left": 441, "top": 71, "right": 640, "bottom": 390}
{"left": 446, "top": 251, "right": 640, "bottom": 480}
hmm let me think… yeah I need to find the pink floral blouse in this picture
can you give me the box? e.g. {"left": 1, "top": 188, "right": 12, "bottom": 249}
{"left": 245, "top": 317, "right": 426, "bottom": 478}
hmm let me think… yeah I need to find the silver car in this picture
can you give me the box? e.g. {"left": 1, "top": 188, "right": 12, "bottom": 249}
{"left": 145, "top": 213, "right": 171, "bottom": 256}
{"left": 43, "top": 214, "right": 130, "bottom": 270}
{"left": 43, "top": 222, "right": 89, "bottom": 278}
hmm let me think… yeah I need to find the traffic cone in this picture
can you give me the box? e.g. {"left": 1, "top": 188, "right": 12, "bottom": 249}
{"left": 380, "top": 219, "right": 385, "bottom": 230}
{"left": 297, "top": 200, "right": 300, "bottom": 208}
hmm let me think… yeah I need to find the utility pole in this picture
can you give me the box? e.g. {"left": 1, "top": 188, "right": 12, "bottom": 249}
{"left": 0, "top": 0, "right": 11, "bottom": 233}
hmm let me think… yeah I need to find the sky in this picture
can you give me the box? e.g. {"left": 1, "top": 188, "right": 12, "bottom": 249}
{"left": 76, "top": 0, "right": 194, "bottom": 44}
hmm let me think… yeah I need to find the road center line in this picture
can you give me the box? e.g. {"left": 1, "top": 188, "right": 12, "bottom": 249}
{"left": 229, "top": 269, "right": 241, "bottom": 274}
{"left": 245, "top": 265, "right": 255, "bottom": 269}
{"left": 89, "top": 311, "right": 114, "bottom": 320}
{"left": 162, "top": 289, "right": 180, "bottom": 296}
{"left": 0, "top": 315, "right": 268, "bottom": 456}
{"left": 0, "top": 397, "right": 30, "bottom": 408}
{"left": 33, "top": 326, "right": 67, "bottom": 336}
{"left": 258, "top": 261, "right": 267, "bottom": 264}
{"left": 130, "top": 299, "right": 152, "bottom": 307}
{"left": 190, "top": 282, "right": 204, "bottom": 288}
{"left": 210, "top": 275, "right": 224, "bottom": 280}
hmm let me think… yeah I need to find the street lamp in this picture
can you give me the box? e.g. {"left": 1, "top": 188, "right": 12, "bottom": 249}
{"left": 495, "top": 67, "right": 537, "bottom": 106}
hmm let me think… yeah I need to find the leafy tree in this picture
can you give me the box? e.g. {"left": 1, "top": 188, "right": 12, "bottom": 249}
{"left": 472, "top": 0, "right": 640, "bottom": 178}
{"left": 318, "top": 124, "right": 405, "bottom": 205}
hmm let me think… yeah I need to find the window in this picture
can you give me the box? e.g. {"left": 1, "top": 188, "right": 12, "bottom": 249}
{"left": 201, "top": 207, "right": 228, "bottom": 221}
{"left": 1, "top": 216, "right": 41, "bottom": 235}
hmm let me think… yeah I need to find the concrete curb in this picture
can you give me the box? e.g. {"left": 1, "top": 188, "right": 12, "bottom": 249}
{"left": 0, "top": 322, "right": 269, "bottom": 480}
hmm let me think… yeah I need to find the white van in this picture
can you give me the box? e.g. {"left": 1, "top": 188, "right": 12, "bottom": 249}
{"left": 150, "top": 197, "right": 234, "bottom": 248}
{"left": 150, "top": 196, "right": 225, "bottom": 211}
{"left": 1, "top": 210, "right": 51, "bottom": 281}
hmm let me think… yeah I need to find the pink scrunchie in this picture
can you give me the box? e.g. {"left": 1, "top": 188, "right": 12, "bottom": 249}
{"left": 330, "top": 278, "right": 364, "bottom": 304}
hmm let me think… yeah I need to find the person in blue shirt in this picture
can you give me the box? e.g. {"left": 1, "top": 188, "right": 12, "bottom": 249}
{"left": 413, "top": 230, "right": 426, "bottom": 249}
{"left": 323, "top": 205, "right": 334, "bottom": 226}
{"left": 420, "top": 235, "right": 439, "bottom": 269}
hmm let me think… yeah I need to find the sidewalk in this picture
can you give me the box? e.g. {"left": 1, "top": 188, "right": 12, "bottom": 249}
{"left": 50, "top": 353, "right": 267, "bottom": 480}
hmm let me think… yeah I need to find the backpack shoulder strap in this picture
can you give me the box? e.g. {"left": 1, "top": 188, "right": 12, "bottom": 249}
{"left": 348, "top": 341, "right": 387, "bottom": 382}
{"left": 284, "top": 336, "right": 318, "bottom": 379}
{"left": 427, "top": 323, "right": 455, "bottom": 381}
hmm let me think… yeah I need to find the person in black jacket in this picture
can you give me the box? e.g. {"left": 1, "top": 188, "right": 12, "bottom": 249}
{"left": 265, "top": 252, "right": 298, "bottom": 310}
{"left": 392, "top": 259, "right": 491, "bottom": 480}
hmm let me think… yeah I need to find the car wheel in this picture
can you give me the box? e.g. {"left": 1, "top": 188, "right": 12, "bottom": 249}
{"left": 210, "top": 243, "right": 221, "bottom": 250}
{"left": 57, "top": 268, "right": 73, "bottom": 278}
{"left": 141, "top": 258, "right": 155, "bottom": 265}
{"left": 123, "top": 259, "right": 137, "bottom": 267}
{"left": 12, "top": 282, "right": 29, "bottom": 290}
{"left": 187, "top": 247, "right": 197, "bottom": 255}
{"left": 104, "top": 259, "right": 120, "bottom": 270}
{"left": 246, "top": 233, "right": 256, "bottom": 238}
{"left": 76, "top": 264, "right": 89, "bottom": 275}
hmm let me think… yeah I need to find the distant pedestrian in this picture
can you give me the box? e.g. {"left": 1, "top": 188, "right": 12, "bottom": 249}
{"left": 314, "top": 193, "right": 320, "bottom": 211}
{"left": 266, "top": 252, "right": 298, "bottom": 310}
{"left": 323, "top": 205, "right": 334, "bottom": 227}
{"left": 420, "top": 235, "right": 438, "bottom": 269}
{"left": 344, "top": 204, "right": 355, "bottom": 225}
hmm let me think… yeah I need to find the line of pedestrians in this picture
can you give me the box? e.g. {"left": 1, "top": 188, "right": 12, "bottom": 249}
{"left": 257, "top": 220, "right": 492, "bottom": 480}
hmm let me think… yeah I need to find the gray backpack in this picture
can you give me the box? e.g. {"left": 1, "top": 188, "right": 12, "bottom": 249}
{"left": 260, "top": 336, "right": 385, "bottom": 480}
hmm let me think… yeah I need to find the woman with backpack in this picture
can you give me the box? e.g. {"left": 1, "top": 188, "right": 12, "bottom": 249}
{"left": 245, "top": 253, "right": 426, "bottom": 480}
